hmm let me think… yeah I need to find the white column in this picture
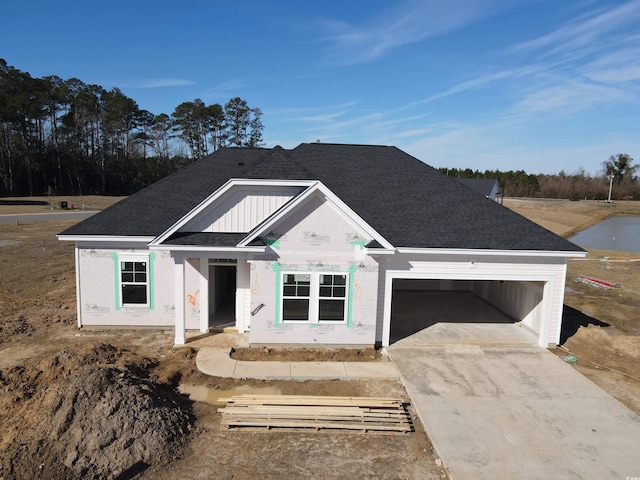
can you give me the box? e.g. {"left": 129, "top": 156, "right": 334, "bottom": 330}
{"left": 235, "top": 260, "right": 247, "bottom": 333}
{"left": 381, "top": 271, "right": 394, "bottom": 347}
{"left": 174, "top": 257, "right": 186, "bottom": 345}
{"left": 199, "top": 258, "right": 209, "bottom": 333}
{"left": 75, "top": 246, "right": 82, "bottom": 328}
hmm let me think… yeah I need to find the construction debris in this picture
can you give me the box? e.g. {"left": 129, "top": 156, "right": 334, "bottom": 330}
{"left": 219, "top": 395, "right": 413, "bottom": 434}
{"left": 575, "top": 275, "right": 619, "bottom": 290}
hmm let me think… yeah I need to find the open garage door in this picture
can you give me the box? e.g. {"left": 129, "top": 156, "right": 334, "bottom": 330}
{"left": 386, "top": 278, "right": 547, "bottom": 347}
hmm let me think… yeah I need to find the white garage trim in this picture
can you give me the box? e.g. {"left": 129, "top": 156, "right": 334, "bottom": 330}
{"left": 381, "top": 261, "right": 567, "bottom": 348}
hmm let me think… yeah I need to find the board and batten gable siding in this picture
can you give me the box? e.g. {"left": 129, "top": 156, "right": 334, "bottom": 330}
{"left": 249, "top": 194, "right": 380, "bottom": 345}
{"left": 75, "top": 244, "right": 175, "bottom": 327}
{"left": 179, "top": 185, "right": 304, "bottom": 233}
{"left": 377, "top": 253, "right": 568, "bottom": 347}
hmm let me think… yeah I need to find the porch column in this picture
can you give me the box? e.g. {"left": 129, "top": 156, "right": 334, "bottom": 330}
{"left": 174, "top": 257, "right": 185, "bottom": 345}
{"left": 381, "top": 271, "right": 393, "bottom": 347}
{"left": 235, "top": 260, "right": 248, "bottom": 333}
{"left": 199, "top": 257, "right": 209, "bottom": 333}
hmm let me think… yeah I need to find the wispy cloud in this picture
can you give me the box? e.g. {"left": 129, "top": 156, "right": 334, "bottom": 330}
{"left": 510, "top": 79, "right": 629, "bottom": 117}
{"left": 318, "top": 0, "right": 512, "bottom": 65}
{"left": 580, "top": 44, "right": 640, "bottom": 82}
{"left": 136, "top": 78, "right": 194, "bottom": 88}
{"left": 508, "top": 0, "right": 640, "bottom": 60}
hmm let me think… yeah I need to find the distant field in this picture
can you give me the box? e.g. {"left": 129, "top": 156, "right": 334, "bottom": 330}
{"left": 0, "top": 195, "right": 125, "bottom": 215}
{"left": 503, "top": 197, "right": 640, "bottom": 237}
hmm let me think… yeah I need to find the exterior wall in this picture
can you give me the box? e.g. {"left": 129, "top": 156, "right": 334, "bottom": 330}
{"left": 249, "top": 195, "right": 380, "bottom": 345}
{"left": 472, "top": 280, "right": 545, "bottom": 332}
{"left": 180, "top": 185, "right": 303, "bottom": 233}
{"left": 378, "top": 253, "right": 568, "bottom": 347}
{"left": 76, "top": 244, "right": 175, "bottom": 327}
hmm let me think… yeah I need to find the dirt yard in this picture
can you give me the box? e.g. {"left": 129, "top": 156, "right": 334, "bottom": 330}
{"left": 1, "top": 196, "right": 639, "bottom": 479}
{"left": 504, "top": 198, "right": 640, "bottom": 416}
{"left": 0, "top": 200, "right": 446, "bottom": 479}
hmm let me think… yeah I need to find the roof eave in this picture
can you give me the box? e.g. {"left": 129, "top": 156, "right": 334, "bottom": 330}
{"left": 57, "top": 234, "right": 155, "bottom": 243}
{"left": 395, "top": 247, "right": 587, "bottom": 258}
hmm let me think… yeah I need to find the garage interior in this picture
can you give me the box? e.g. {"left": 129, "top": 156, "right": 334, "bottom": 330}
{"left": 390, "top": 279, "right": 544, "bottom": 345}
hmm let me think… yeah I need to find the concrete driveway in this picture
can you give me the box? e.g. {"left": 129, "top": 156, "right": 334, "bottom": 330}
{"left": 388, "top": 328, "right": 640, "bottom": 479}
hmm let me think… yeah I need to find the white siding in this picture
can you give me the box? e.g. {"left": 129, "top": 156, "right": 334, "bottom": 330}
{"left": 378, "top": 253, "right": 568, "bottom": 347}
{"left": 180, "top": 185, "right": 304, "bottom": 233}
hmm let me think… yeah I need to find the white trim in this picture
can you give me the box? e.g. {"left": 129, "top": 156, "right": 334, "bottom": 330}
{"left": 57, "top": 235, "right": 154, "bottom": 243}
{"left": 238, "top": 181, "right": 394, "bottom": 250}
{"left": 149, "top": 245, "right": 265, "bottom": 253}
{"left": 199, "top": 258, "right": 209, "bottom": 333}
{"left": 75, "top": 247, "right": 82, "bottom": 328}
{"left": 150, "top": 179, "right": 316, "bottom": 246}
{"left": 174, "top": 259, "right": 185, "bottom": 345}
{"left": 117, "top": 253, "right": 151, "bottom": 308}
{"left": 395, "top": 247, "right": 586, "bottom": 258}
{"left": 381, "top": 268, "right": 559, "bottom": 348}
{"left": 365, "top": 248, "right": 396, "bottom": 255}
{"left": 281, "top": 271, "right": 349, "bottom": 325}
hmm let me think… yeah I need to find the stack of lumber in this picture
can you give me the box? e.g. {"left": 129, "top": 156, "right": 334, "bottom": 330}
{"left": 218, "top": 395, "right": 413, "bottom": 434}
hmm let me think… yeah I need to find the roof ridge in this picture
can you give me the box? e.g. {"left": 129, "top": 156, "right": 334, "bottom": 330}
{"left": 240, "top": 146, "right": 316, "bottom": 178}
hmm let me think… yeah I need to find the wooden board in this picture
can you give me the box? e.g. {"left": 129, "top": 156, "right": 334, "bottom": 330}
{"left": 220, "top": 394, "right": 413, "bottom": 434}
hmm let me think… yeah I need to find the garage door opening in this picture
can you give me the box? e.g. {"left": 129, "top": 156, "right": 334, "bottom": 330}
{"left": 389, "top": 279, "right": 543, "bottom": 345}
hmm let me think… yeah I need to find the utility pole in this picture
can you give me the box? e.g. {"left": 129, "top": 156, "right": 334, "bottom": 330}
{"left": 607, "top": 174, "right": 615, "bottom": 203}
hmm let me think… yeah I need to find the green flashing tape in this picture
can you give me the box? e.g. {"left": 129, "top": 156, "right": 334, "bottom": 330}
{"left": 272, "top": 262, "right": 282, "bottom": 328}
{"left": 112, "top": 252, "right": 120, "bottom": 311}
{"left": 264, "top": 237, "right": 281, "bottom": 250}
{"left": 347, "top": 263, "right": 357, "bottom": 328}
{"left": 149, "top": 252, "right": 156, "bottom": 311}
{"left": 350, "top": 239, "right": 366, "bottom": 250}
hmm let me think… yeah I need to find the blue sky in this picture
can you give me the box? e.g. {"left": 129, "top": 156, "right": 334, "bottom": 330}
{"left": 3, "top": 0, "right": 640, "bottom": 174}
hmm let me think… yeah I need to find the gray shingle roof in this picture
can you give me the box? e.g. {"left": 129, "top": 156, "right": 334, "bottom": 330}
{"left": 60, "top": 143, "right": 583, "bottom": 252}
{"left": 457, "top": 178, "right": 500, "bottom": 197}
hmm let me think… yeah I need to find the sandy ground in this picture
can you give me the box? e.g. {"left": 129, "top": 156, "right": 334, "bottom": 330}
{"left": 0, "top": 196, "right": 639, "bottom": 478}
{"left": 0, "top": 201, "right": 445, "bottom": 479}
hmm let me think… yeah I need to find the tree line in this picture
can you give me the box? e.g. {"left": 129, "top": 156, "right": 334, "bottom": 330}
{"left": 0, "top": 59, "right": 264, "bottom": 196}
{"left": 441, "top": 154, "right": 639, "bottom": 201}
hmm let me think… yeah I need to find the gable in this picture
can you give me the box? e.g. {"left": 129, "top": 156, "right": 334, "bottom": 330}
{"left": 259, "top": 194, "right": 373, "bottom": 253}
{"left": 179, "top": 184, "right": 304, "bottom": 233}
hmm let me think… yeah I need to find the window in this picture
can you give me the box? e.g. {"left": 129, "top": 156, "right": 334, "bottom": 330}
{"left": 120, "top": 256, "right": 149, "bottom": 306}
{"left": 318, "top": 274, "right": 347, "bottom": 321}
{"left": 281, "top": 272, "right": 348, "bottom": 323}
{"left": 282, "top": 274, "right": 310, "bottom": 321}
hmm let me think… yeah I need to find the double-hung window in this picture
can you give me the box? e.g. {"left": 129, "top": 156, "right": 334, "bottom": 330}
{"left": 282, "top": 272, "right": 348, "bottom": 323}
{"left": 119, "top": 255, "right": 149, "bottom": 307}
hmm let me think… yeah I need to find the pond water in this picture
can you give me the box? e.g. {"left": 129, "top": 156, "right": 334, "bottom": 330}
{"left": 569, "top": 216, "right": 640, "bottom": 253}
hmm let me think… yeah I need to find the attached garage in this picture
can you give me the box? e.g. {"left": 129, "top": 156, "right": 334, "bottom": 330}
{"left": 378, "top": 251, "right": 578, "bottom": 348}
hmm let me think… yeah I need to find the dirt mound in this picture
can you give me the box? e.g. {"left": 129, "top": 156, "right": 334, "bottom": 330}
{"left": 0, "top": 344, "right": 195, "bottom": 479}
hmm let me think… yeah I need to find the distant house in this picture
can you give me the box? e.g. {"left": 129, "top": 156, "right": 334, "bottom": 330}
{"left": 457, "top": 178, "right": 502, "bottom": 201}
{"left": 58, "top": 144, "right": 584, "bottom": 348}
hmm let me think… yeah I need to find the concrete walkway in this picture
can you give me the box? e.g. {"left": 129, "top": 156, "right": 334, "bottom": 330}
{"left": 388, "top": 342, "right": 640, "bottom": 479}
{"left": 196, "top": 346, "right": 399, "bottom": 381}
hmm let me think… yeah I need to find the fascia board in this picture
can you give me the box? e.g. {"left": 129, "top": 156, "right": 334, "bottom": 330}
{"left": 150, "top": 178, "right": 316, "bottom": 246}
{"left": 57, "top": 235, "right": 154, "bottom": 243}
{"left": 395, "top": 247, "right": 587, "bottom": 258}
{"left": 365, "top": 248, "right": 396, "bottom": 255}
{"left": 149, "top": 244, "right": 265, "bottom": 253}
{"left": 238, "top": 181, "right": 394, "bottom": 250}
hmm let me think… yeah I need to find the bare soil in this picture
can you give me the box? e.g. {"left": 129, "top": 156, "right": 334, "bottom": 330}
{"left": 504, "top": 198, "right": 640, "bottom": 416}
{"left": 231, "top": 346, "right": 383, "bottom": 362}
{"left": 0, "top": 207, "right": 446, "bottom": 479}
{"left": 1, "top": 196, "right": 638, "bottom": 478}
